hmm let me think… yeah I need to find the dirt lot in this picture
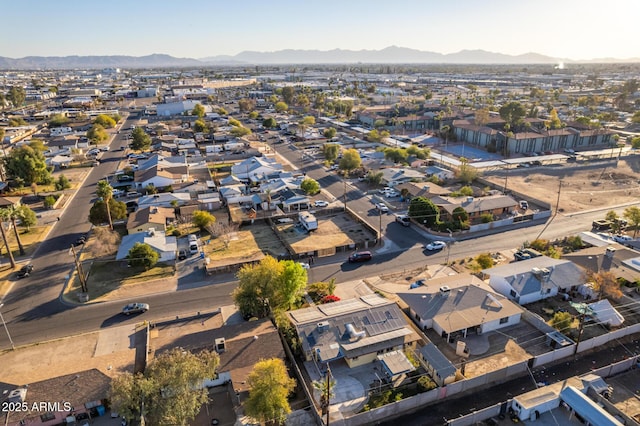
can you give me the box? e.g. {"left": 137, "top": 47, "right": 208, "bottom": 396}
{"left": 275, "top": 213, "right": 376, "bottom": 255}
{"left": 483, "top": 156, "right": 640, "bottom": 214}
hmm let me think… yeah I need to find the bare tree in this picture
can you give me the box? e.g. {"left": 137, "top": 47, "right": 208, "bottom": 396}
{"left": 206, "top": 221, "right": 239, "bottom": 250}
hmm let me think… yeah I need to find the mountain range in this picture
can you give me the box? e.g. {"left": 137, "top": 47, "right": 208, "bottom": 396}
{"left": 1, "top": 46, "right": 638, "bottom": 69}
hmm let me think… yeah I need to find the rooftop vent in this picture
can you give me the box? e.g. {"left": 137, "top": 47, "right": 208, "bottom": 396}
{"left": 214, "top": 337, "right": 226, "bottom": 353}
{"left": 317, "top": 321, "right": 329, "bottom": 333}
{"left": 605, "top": 247, "right": 616, "bottom": 258}
{"left": 345, "top": 323, "right": 366, "bottom": 340}
{"left": 439, "top": 286, "right": 451, "bottom": 296}
{"left": 8, "top": 388, "right": 27, "bottom": 403}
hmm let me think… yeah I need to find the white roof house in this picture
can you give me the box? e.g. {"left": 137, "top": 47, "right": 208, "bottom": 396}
{"left": 231, "top": 156, "right": 283, "bottom": 181}
{"left": 116, "top": 229, "right": 177, "bottom": 263}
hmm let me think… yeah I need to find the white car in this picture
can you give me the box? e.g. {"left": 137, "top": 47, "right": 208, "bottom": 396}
{"left": 424, "top": 241, "right": 447, "bottom": 251}
{"left": 298, "top": 262, "right": 310, "bottom": 270}
{"left": 376, "top": 203, "right": 389, "bottom": 213}
{"left": 314, "top": 200, "right": 329, "bottom": 207}
{"left": 385, "top": 191, "right": 400, "bottom": 198}
{"left": 613, "top": 234, "right": 633, "bottom": 244}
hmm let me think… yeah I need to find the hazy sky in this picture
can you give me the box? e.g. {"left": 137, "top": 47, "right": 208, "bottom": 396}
{"left": 2, "top": 0, "right": 639, "bottom": 60}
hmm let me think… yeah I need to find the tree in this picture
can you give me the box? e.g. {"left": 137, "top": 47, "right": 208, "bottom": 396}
{"left": 245, "top": 358, "right": 296, "bottom": 425}
{"left": 48, "top": 113, "right": 70, "bottom": 127}
{"left": 4, "top": 145, "right": 53, "bottom": 186}
{"left": 7, "top": 86, "right": 26, "bottom": 108}
{"left": 300, "top": 178, "right": 320, "bottom": 195}
{"left": 230, "top": 126, "right": 251, "bottom": 137}
{"left": 28, "top": 139, "right": 46, "bottom": 153}
{"left": 233, "top": 256, "right": 307, "bottom": 318}
{"left": 17, "top": 205, "right": 37, "bottom": 232}
{"left": 96, "top": 180, "right": 114, "bottom": 230}
{"left": 632, "top": 110, "right": 640, "bottom": 124}
{"left": 0, "top": 206, "right": 26, "bottom": 255}
{"left": 94, "top": 114, "right": 116, "bottom": 128}
{"left": 130, "top": 127, "right": 152, "bottom": 151}
{"left": 89, "top": 198, "right": 126, "bottom": 226}
{"left": 191, "top": 103, "right": 205, "bottom": 118}
{"left": 192, "top": 210, "right": 216, "bottom": 231}
{"left": 547, "top": 108, "right": 563, "bottom": 129}
{"left": 367, "top": 129, "right": 390, "bottom": 143}
{"left": 366, "top": 171, "right": 384, "bottom": 186}
{"left": 299, "top": 116, "right": 316, "bottom": 137}
{"left": 0, "top": 213, "right": 16, "bottom": 268}
{"left": 193, "top": 119, "right": 209, "bottom": 133}
{"left": 322, "top": 143, "right": 340, "bottom": 163}
{"left": 54, "top": 174, "right": 71, "bottom": 191}
{"left": 451, "top": 206, "right": 469, "bottom": 225}
{"left": 206, "top": 221, "right": 239, "bottom": 250}
{"left": 323, "top": 127, "right": 337, "bottom": 139}
{"left": 128, "top": 242, "right": 159, "bottom": 270}
{"left": 408, "top": 196, "right": 440, "bottom": 227}
{"left": 588, "top": 270, "right": 623, "bottom": 300}
{"left": 499, "top": 101, "right": 526, "bottom": 131}
{"left": 384, "top": 147, "right": 408, "bottom": 163}
{"left": 456, "top": 157, "right": 478, "bottom": 184}
{"left": 623, "top": 206, "right": 640, "bottom": 238}
{"left": 274, "top": 101, "right": 288, "bottom": 113}
{"left": 263, "top": 117, "right": 278, "bottom": 129}
{"left": 551, "top": 311, "right": 573, "bottom": 333}
{"left": 475, "top": 253, "right": 493, "bottom": 269}
{"left": 474, "top": 108, "right": 490, "bottom": 126}
{"left": 281, "top": 86, "right": 295, "bottom": 104}
{"left": 216, "top": 107, "right": 228, "bottom": 116}
{"left": 338, "top": 149, "right": 362, "bottom": 175}
{"left": 110, "top": 348, "right": 219, "bottom": 426}
{"left": 87, "top": 124, "right": 109, "bottom": 143}
{"left": 238, "top": 98, "right": 256, "bottom": 113}
{"left": 313, "top": 374, "right": 336, "bottom": 415}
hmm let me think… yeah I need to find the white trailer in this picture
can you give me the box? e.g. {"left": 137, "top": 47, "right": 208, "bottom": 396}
{"left": 299, "top": 212, "right": 318, "bottom": 232}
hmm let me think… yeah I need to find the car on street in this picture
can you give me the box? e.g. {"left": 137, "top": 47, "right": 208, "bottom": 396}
{"left": 375, "top": 203, "right": 388, "bottom": 213}
{"left": 122, "top": 303, "right": 149, "bottom": 315}
{"left": 348, "top": 251, "right": 372, "bottom": 263}
{"left": 424, "top": 241, "right": 446, "bottom": 251}
{"left": 74, "top": 235, "right": 86, "bottom": 246}
{"left": 385, "top": 190, "right": 400, "bottom": 198}
{"left": 99, "top": 145, "right": 110, "bottom": 151}
{"left": 16, "top": 264, "right": 34, "bottom": 279}
{"left": 178, "top": 249, "right": 188, "bottom": 260}
{"left": 314, "top": 200, "right": 329, "bottom": 207}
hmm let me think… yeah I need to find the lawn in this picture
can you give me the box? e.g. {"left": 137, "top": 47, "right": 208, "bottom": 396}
{"left": 3, "top": 225, "right": 51, "bottom": 258}
{"left": 63, "top": 260, "right": 175, "bottom": 302}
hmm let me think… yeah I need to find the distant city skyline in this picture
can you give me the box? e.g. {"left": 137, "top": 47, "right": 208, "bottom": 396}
{"left": 3, "top": 0, "right": 639, "bottom": 61}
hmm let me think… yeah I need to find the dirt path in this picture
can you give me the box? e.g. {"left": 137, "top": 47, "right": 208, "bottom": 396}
{"left": 483, "top": 157, "right": 640, "bottom": 214}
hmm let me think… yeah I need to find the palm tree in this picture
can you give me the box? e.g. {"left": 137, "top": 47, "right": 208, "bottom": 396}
{"left": 0, "top": 219, "right": 16, "bottom": 268}
{"left": 0, "top": 206, "right": 25, "bottom": 256}
{"left": 96, "top": 180, "right": 114, "bottom": 230}
{"left": 312, "top": 376, "right": 336, "bottom": 415}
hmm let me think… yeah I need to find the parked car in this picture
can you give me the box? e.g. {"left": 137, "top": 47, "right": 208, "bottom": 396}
{"left": 121, "top": 303, "right": 149, "bottom": 315}
{"left": 424, "top": 241, "right": 446, "bottom": 251}
{"left": 298, "top": 262, "right": 310, "bottom": 270}
{"left": 375, "top": 203, "right": 389, "bottom": 213}
{"left": 177, "top": 249, "right": 188, "bottom": 260}
{"left": 314, "top": 200, "right": 329, "bottom": 207}
{"left": 385, "top": 190, "right": 400, "bottom": 198}
{"left": 348, "top": 251, "right": 372, "bottom": 263}
{"left": 16, "top": 264, "right": 34, "bottom": 279}
{"left": 613, "top": 234, "right": 633, "bottom": 244}
{"left": 395, "top": 214, "right": 410, "bottom": 227}
{"left": 409, "top": 279, "right": 426, "bottom": 289}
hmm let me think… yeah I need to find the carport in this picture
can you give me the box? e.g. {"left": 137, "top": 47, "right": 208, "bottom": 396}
{"left": 559, "top": 386, "right": 623, "bottom": 426}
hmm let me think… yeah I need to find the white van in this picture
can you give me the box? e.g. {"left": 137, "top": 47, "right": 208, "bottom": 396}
{"left": 188, "top": 235, "right": 199, "bottom": 254}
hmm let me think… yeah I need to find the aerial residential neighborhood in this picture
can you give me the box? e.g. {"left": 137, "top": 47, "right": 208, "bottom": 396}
{"left": 1, "top": 3, "right": 640, "bottom": 426}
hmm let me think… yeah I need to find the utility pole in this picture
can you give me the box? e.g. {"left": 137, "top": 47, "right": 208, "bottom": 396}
{"left": 0, "top": 303, "right": 15, "bottom": 350}
{"left": 70, "top": 244, "right": 88, "bottom": 293}
{"left": 325, "top": 363, "right": 332, "bottom": 426}
{"left": 378, "top": 211, "right": 383, "bottom": 245}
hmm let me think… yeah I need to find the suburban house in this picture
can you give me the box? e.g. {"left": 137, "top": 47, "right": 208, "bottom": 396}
{"left": 134, "top": 164, "right": 188, "bottom": 189}
{"left": 287, "top": 294, "right": 421, "bottom": 370}
{"left": 483, "top": 257, "right": 585, "bottom": 305}
{"left": 393, "top": 182, "right": 449, "bottom": 200}
{"left": 562, "top": 245, "right": 640, "bottom": 284}
{"left": 47, "top": 155, "right": 73, "bottom": 169}
{"left": 136, "top": 192, "right": 191, "bottom": 210}
{"left": 423, "top": 165, "right": 455, "bottom": 181}
{"left": 0, "top": 369, "right": 111, "bottom": 426}
{"left": 156, "top": 100, "right": 200, "bottom": 117}
{"left": 433, "top": 194, "right": 518, "bottom": 223}
{"left": 126, "top": 206, "right": 175, "bottom": 234}
{"left": 397, "top": 274, "right": 523, "bottom": 342}
{"left": 380, "top": 167, "right": 425, "bottom": 186}
{"left": 116, "top": 229, "right": 177, "bottom": 262}
{"left": 231, "top": 156, "right": 283, "bottom": 182}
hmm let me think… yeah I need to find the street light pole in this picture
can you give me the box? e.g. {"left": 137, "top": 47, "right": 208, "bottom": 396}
{"left": 446, "top": 228, "right": 453, "bottom": 265}
{"left": 0, "top": 303, "right": 15, "bottom": 350}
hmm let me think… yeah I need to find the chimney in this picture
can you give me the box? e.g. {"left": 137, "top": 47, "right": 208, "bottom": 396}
{"left": 439, "top": 286, "right": 451, "bottom": 297}
{"left": 605, "top": 247, "right": 616, "bottom": 258}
